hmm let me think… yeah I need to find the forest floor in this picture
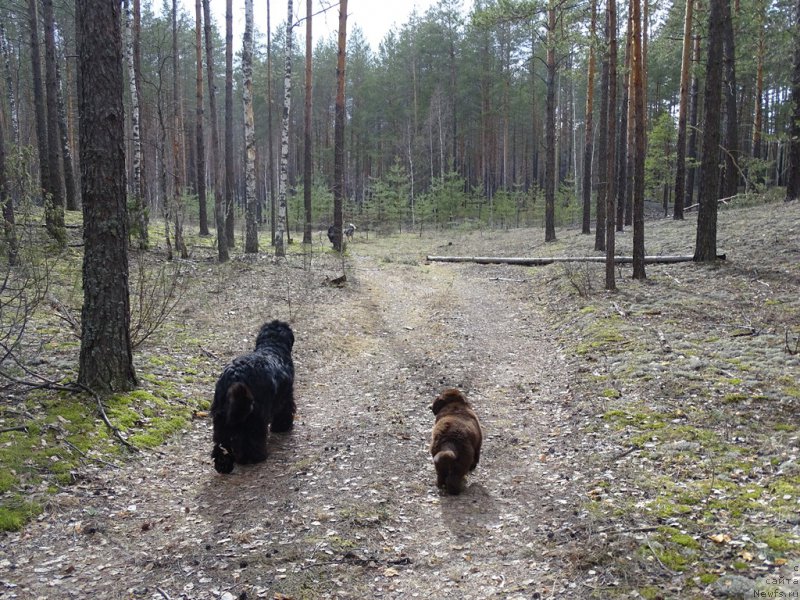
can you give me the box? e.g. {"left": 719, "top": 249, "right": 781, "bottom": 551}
{"left": 1, "top": 197, "right": 799, "bottom": 599}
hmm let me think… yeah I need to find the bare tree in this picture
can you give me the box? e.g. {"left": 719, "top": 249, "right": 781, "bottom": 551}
{"left": 225, "top": 0, "right": 235, "bottom": 248}
{"left": 720, "top": 0, "right": 738, "bottom": 199}
{"left": 605, "top": 0, "right": 617, "bottom": 291}
{"left": 275, "top": 0, "right": 294, "bottom": 257}
{"left": 787, "top": 0, "right": 800, "bottom": 201}
{"left": 267, "top": 0, "right": 277, "bottom": 245}
{"left": 673, "top": 0, "right": 694, "bottom": 220}
{"left": 631, "top": 0, "right": 646, "bottom": 279}
{"left": 124, "top": 0, "right": 148, "bottom": 248}
{"left": 195, "top": 0, "right": 209, "bottom": 236}
{"left": 42, "top": 0, "right": 65, "bottom": 239}
{"left": 303, "top": 0, "right": 313, "bottom": 245}
{"left": 581, "top": 0, "right": 597, "bottom": 235}
{"left": 544, "top": 0, "right": 557, "bottom": 242}
{"left": 55, "top": 48, "right": 78, "bottom": 212}
{"left": 203, "top": 0, "right": 228, "bottom": 261}
{"left": 243, "top": 0, "right": 258, "bottom": 253}
{"left": 332, "top": 0, "right": 348, "bottom": 252}
{"left": 172, "top": 0, "right": 187, "bottom": 259}
{"left": 76, "top": 0, "right": 136, "bottom": 392}
{"left": 0, "top": 112, "right": 18, "bottom": 266}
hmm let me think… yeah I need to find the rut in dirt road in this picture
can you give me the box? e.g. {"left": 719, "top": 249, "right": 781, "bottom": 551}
{"left": 2, "top": 255, "right": 586, "bottom": 599}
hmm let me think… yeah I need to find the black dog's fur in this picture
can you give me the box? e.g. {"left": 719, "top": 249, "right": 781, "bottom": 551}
{"left": 430, "top": 388, "right": 482, "bottom": 494}
{"left": 211, "top": 320, "right": 296, "bottom": 474}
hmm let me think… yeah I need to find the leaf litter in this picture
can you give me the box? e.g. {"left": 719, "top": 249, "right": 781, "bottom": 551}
{"left": 1, "top": 199, "right": 799, "bottom": 599}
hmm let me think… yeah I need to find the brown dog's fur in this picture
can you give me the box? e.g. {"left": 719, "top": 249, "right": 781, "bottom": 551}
{"left": 429, "top": 388, "right": 482, "bottom": 494}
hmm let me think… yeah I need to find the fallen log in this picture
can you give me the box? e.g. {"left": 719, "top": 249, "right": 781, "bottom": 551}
{"left": 425, "top": 254, "right": 726, "bottom": 266}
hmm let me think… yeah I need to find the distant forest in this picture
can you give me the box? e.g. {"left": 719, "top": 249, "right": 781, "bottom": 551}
{"left": 0, "top": 0, "right": 798, "bottom": 244}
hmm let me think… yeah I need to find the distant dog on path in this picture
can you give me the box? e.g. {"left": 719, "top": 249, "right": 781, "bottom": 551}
{"left": 429, "top": 388, "right": 482, "bottom": 494}
{"left": 210, "top": 320, "right": 296, "bottom": 474}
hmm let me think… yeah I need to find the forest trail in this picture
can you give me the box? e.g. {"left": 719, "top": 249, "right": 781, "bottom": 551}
{"left": 3, "top": 248, "right": 584, "bottom": 599}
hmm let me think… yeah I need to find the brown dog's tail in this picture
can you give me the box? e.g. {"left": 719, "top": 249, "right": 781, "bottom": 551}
{"left": 433, "top": 446, "right": 457, "bottom": 469}
{"left": 227, "top": 381, "right": 255, "bottom": 423}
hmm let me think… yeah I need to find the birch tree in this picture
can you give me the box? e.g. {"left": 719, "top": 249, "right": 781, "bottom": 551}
{"left": 673, "top": 0, "right": 693, "bottom": 220}
{"left": 243, "top": 0, "right": 258, "bottom": 253}
{"left": 42, "top": 0, "right": 64, "bottom": 242}
{"left": 125, "top": 0, "right": 148, "bottom": 248}
{"left": 0, "top": 110, "right": 18, "bottom": 266}
{"left": 275, "top": 0, "right": 294, "bottom": 257}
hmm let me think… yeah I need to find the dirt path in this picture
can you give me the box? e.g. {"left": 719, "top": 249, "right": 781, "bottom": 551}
{"left": 2, "top": 251, "right": 583, "bottom": 599}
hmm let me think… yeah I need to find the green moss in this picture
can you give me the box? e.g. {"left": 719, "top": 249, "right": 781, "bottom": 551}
{"left": 773, "top": 423, "right": 794, "bottom": 432}
{"left": 652, "top": 547, "right": 688, "bottom": 571}
{"left": 761, "top": 531, "right": 794, "bottom": 552}
{"left": 0, "top": 498, "right": 42, "bottom": 531}
{"left": 639, "top": 586, "right": 660, "bottom": 600}
{"left": 723, "top": 392, "right": 749, "bottom": 404}
{"left": 698, "top": 573, "right": 719, "bottom": 585}
{"left": 602, "top": 388, "right": 622, "bottom": 399}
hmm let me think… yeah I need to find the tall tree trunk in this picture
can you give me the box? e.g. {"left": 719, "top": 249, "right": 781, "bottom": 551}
{"left": 694, "top": 0, "right": 725, "bottom": 261}
{"left": 616, "top": 14, "right": 631, "bottom": 231}
{"left": 605, "top": 0, "right": 617, "bottom": 291}
{"left": 195, "top": 0, "right": 209, "bottom": 236}
{"left": 0, "top": 23, "right": 19, "bottom": 143}
{"left": 332, "top": 0, "right": 348, "bottom": 252}
{"left": 172, "top": 0, "right": 187, "bottom": 259}
{"left": 751, "top": 0, "right": 765, "bottom": 163}
{"left": 594, "top": 14, "right": 609, "bottom": 252}
{"left": 225, "top": 0, "right": 235, "bottom": 248}
{"left": 303, "top": 0, "right": 313, "bottom": 245}
{"left": 631, "top": 0, "right": 646, "bottom": 279}
{"left": 673, "top": 0, "right": 694, "bottom": 220}
{"left": 581, "top": 0, "right": 597, "bottom": 235}
{"left": 275, "top": 0, "right": 294, "bottom": 257}
{"left": 721, "top": 0, "right": 738, "bottom": 199}
{"left": 203, "top": 0, "right": 228, "bottom": 262}
{"left": 786, "top": 0, "right": 800, "bottom": 200}
{"left": 133, "top": 0, "right": 149, "bottom": 226}
{"left": 42, "top": 0, "right": 65, "bottom": 243}
{"left": 55, "top": 51, "right": 78, "bottom": 212}
{"left": 544, "top": 0, "right": 557, "bottom": 243}
{"left": 124, "top": 0, "right": 148, "bottom": 248}
{"left": 29, "top": 0, "right": 58, "bottom": 245}
{"left": 267, "top": 0, "right": 277, "bottom": 245}
{"left": 76, "top": 0, "right": 136, "bottom": 392}
{"left": 243, "top": 0, "right": 258, "bottom": 253}
{"left": 685, "top": 30, "right": 701, "bottom": 209}
{"left": 0, "top": 112, "right": 18, "bottom": 266}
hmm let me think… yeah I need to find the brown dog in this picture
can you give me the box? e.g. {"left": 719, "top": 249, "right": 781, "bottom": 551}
{"left": 429, "top": 388, "right": 482, "bottom": 494}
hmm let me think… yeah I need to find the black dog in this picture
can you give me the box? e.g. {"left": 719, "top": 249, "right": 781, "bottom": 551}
{"left": 210, "top": 320, "right": 296, "bottom": 474}
{"left": 327, "top": 223, "right": 356, "bottom": 247}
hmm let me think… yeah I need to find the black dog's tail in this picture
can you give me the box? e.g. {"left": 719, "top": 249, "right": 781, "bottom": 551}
{"left": 227, "top": 382, "right": 255, "bottom": 423}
